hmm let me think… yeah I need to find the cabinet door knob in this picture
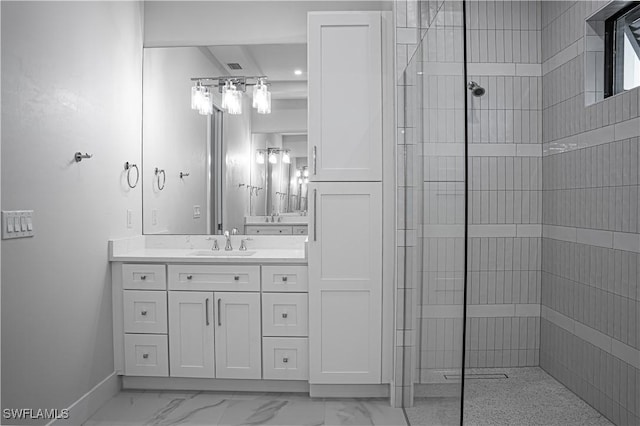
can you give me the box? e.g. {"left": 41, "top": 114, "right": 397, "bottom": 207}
{"left": 186, "top": 275, "right": 193, "bottom": 280}
{"left": 142, "top": 353, "right": 149, "bottom": 359}
{"left": 282, "top": 356, "right": 289, "bottom": 363}
{"left": 282, "top": 276, "right": 288, "bottom": 282}
{"left": 234, "top": 275, "right": 240, "bottom": 281}
{"left": 282, "top": 312, "right": 288, "bottom": 319}
{"left": 140, "top": 275, "right": 147, "bottom": 280}
{"left": 141, "top": 310, "right": 147, "bottom": 316}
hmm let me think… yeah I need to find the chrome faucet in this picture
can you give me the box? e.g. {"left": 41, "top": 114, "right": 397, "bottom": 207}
{"left": 211, "top": 239, "right": 219, "bottom": 251}
{"left": 224, "top": 230, "right": 233, "bottom": 251}
{"left": 239, "top": 239, "right": 248, "bottom": 251}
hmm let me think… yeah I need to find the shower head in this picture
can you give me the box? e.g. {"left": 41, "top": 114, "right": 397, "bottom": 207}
{"left": 467, "top": 81, "right": 485, "bottom": 97}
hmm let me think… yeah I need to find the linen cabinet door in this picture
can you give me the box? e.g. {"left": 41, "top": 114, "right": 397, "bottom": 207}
{"left": 308, "top": 182, "right": 382, "bottom": 383}
{"left": 168, "top": 291, "right": 214, "bottom": 378}
{"left": 308, "top": 12, "right": 382, "bottom": 182}
{"left": 214, "top": 292, "right": 261, "bottom": 379}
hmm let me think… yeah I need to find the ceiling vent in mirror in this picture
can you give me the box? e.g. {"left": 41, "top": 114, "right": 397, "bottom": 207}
{"left": 227, "top": 63, "right": 243, "bottom": 70}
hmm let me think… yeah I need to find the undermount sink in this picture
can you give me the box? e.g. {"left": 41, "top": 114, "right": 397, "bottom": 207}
{"left": 189, "top": 250, "right": 256, "bottom": 257}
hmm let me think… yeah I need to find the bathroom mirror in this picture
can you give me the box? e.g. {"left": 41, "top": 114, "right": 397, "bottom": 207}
{"left": 142, "top": 44, "right": 308, "bottom": 235}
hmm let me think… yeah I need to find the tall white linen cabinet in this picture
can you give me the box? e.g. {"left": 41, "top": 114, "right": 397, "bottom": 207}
{"left": 307, "top": 11, "right": 390, "bottom": 385}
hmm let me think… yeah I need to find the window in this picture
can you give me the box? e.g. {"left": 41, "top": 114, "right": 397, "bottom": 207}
{"left": 605, "top": 2, "right": 640, "bottom": 97}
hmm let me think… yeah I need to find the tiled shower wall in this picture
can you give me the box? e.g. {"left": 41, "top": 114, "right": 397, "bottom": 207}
{"left": 416, "top": 0, "right": 544, "bottom": 381}
{"left": 540, "top": 1, "right": 640, "bottom": 425}
{"left": 462, "top": 0, "right": 543, "bottom": 370}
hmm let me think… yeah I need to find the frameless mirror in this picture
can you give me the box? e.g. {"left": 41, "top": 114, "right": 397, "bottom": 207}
{"left": 142, "top": 44, "right": 308, "bottom": 235}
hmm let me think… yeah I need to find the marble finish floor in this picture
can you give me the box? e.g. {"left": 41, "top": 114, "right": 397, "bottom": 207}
{"left": 84, "top": 391, "right": 408, "bottom": 426}
{"left": 405, "top": 367, "right": 614, "bottom": 426}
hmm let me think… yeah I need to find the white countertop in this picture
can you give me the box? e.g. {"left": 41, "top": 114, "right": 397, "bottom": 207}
{"left": 244, "top": 215, "right": 309, "bottom": 226}
{"left": 109, "top": 235, "right": 308, "bottom": 264}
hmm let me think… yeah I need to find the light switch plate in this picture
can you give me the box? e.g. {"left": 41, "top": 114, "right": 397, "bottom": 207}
{"left": 2, "top": 210, "right": 35, "bottom": 239}
{"left": 193, "top": 205, "right": 201, "bottom": 219}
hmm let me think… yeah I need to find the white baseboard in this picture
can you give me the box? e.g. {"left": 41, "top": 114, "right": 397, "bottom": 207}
{"left": 122, "top": 376, "right": 310, "bottom": 393}
{"left": 48, "top": 372, "right": 120, "bottom": 426}
{"left": 309, "top": 384, "right": 389, "bottom": 398}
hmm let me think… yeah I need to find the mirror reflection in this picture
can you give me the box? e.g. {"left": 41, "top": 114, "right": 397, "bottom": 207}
{"left": 142, "top": 44, "right": 308, "bottom": 235}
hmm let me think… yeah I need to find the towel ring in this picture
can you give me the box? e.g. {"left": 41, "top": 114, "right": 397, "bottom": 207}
{"left": 155, "top": 167, "right": 166, "bottom": 191}
{"left": 124, "top": 162, "right": 139, "bottom": 189}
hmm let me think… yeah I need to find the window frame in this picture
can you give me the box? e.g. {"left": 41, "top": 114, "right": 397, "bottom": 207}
{"left": 604, "top": 1, "right": 640, "bottom": 97}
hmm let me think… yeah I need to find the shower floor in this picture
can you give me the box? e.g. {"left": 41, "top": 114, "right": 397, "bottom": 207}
{"left": 405, "top": 367, "right": 613, "bottom": 426}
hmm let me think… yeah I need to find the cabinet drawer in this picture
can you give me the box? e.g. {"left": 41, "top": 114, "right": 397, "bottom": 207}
{"left": 262, "top": 337, "right": 309, "bottom": 380}
{"left": 262, "top": 265, "right": 308, "bottom": 292}
{"left": 123, "top": 291, "right": 167, "bottom": 334}
{"left": 292, "top": 225, "right": 308, "bottom": 235}
{"left": 123, "top": 264, "right": 166, "bottom": 290}
{"left": 124, "top": 334, "right": 168, "bottom": 377}
{"left": 168, "top": 265, "right": 260, "bottom": 291}
{"left": 262, "top": 293, "right": 308, "bottom": 337}
{"left": 245, "top": 226, "right": 292, "bottom": 235}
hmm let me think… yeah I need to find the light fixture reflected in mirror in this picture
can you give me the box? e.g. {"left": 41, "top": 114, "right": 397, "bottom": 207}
{"left": 256, "top": 148, "right": 291, "bottom": 164}
{"left": 191, "top": 76, "right": 271, "bottom": 116}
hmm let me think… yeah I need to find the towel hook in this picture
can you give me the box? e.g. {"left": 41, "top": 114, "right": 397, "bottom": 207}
{"left": 74, "top": 152, "right": 93, "bottom": 162}
{"left": 124, "top": 162, "right": 139, "bottom": 189}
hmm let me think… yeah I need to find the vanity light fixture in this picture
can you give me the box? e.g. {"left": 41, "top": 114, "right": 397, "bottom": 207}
{"left": 268, "top": 151, "right": 278, "bottom": 164}
{"left": 255, "top": 147, "right": 291, "bottom": 165}
{"left": 191, "top": 82, "right": 213, "bottom": 115}
{"left": 190, "top": 76, "right": 271, "bottom": 116}
{"left": 252, "top": 78, "right": 271, "bottom": 114}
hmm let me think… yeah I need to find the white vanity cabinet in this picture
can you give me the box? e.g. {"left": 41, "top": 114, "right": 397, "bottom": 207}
{"left": 261, "top": 265, "right": 309, "bottom": 381}
{"left": 119, "top": 264, "right": 169, "bottom": 377}
{"left": 168, "top": 291, "right": 215, "bottom": 378}
{"left": 214, "top": 292, "right": 261, "bottom": 379}
{"left": 308, "top": 12, "right": 383, "bottom": 182}
{"left": 113, "top": 261, "right": 308, "bottom": 385}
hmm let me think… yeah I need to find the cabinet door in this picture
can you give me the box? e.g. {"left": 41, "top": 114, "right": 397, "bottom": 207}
{"left": 214, "top": 292, "right": 261, "bottom": 379}
{"left": 308, "top": 182, "right": 382, "bottom": 383}
{"left": 168, "top": 291, "right": 214, "bottom": 378}
{"left": 308, "top": 12, "right": 382, "bottom": 182}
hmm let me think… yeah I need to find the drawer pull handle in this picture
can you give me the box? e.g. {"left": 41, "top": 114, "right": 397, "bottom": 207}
{"left": 186, "top": 275, "right": 193, "bottom": 280}
{"left": 141, "top": 310, "right": 147, "bottom": 316}
{"left": 234, "top": 275, "right": 240, "bottom": 281}
{"left": 281, "top": 276, "right": 288, "bottom": 282}
{"left": 283, "top": 356, "right": 289, "bottom": 363}
{"left": 142, "top": 353, "right": 149, "bottom": 359}
{"left": 282, "top": 312, "right": 288, "bottom": 319}
{"left": 140, "top": 275, "right": 147, "bottom": 280}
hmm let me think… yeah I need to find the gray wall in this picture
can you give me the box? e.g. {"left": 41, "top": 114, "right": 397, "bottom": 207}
{"left": 1, "top": 2, "right": 143, "bottom": 423}
{"left": 540, "top": 1, "right": 640, "bottom": 425}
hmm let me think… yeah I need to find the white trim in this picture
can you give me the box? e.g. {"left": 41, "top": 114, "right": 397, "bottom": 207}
{"left": 544, "top": 225, "right": 640, "bottom": 254}
{"left": 48, "top": 372, "right": 119, "bottom": 426}
{"left": 309, "top": 384, "right": 389, "bottom": 398}
{"left": 420, "top": 303, "right": 540, "bottom": 319}
{"left": 122, "top": 376, "right": 310, "bottom": 393}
